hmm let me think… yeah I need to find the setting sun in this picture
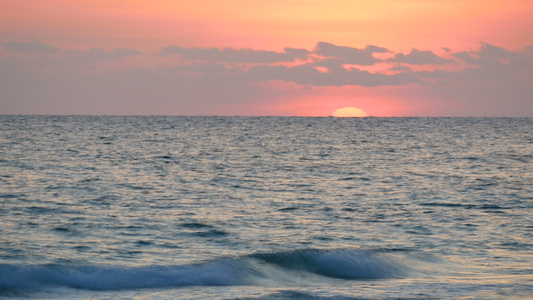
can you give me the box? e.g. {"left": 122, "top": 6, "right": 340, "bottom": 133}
{"left": 332, "top": 107, "right": 368, "bottom": 117}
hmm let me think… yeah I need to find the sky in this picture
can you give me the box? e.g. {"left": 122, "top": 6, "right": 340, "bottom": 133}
{"left": 1, "top": 0, "right": 532, "bottom": 116}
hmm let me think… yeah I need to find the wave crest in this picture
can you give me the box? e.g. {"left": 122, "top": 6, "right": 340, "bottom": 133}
{"left": 0, "top": 249, "right": 409, "bottom": 293}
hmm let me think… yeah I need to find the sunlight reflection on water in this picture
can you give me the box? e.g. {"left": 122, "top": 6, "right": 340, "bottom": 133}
{"left": 0, "top": 116, "right": 531, "bottom": 299}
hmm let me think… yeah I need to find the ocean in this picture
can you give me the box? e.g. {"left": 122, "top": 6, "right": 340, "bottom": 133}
{"left": 0, "top": 116, "right": 531, "bottom": 299}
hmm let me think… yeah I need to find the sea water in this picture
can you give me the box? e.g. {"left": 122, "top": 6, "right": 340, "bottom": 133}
{"left": 0, "top": 116, "right": 531, "bottom": 299}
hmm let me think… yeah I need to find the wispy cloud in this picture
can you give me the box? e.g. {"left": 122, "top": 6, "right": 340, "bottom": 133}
{"left": 313, "top": 42, "right": 387, "bottom": 66}
{"left": 4, "top": 40, "right": 60, "bottom": 53}
{"left": 1, "top": 41, "right": 532, "bottom": 116}
{"left": 389, "top": 48, "right": 452, "bottom": 65}
{"left": 160, "top": 46, "right": 309, "bottom": 63}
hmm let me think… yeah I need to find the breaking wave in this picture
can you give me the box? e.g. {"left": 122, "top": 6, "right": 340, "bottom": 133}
{"left": 0, "top": 249, "right": 409, "bottom": 293}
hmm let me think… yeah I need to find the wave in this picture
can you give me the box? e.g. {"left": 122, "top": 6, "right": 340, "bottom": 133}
{"left": 0, "top": 249, "right": 409, "bottom": 293}
{"left": 249, "top": 249, "right": 406, "bottom": 280}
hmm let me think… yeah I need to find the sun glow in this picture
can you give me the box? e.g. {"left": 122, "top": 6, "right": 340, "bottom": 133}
{"left": 332, "top": 107, "right": 368, "bottom": 117}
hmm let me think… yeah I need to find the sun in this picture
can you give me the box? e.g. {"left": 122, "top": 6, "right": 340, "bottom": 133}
{"left": 332, "top": 107, "right": 368, "bottom": 117}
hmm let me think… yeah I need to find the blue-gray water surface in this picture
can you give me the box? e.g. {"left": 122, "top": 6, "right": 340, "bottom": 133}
{"left": 0, "top": 116, "right": 532, "bottom": 299}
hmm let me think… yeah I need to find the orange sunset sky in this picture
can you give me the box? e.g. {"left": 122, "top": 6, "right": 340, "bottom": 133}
{"left": 1, "top": 0, "right": 532, "bottom": 116}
